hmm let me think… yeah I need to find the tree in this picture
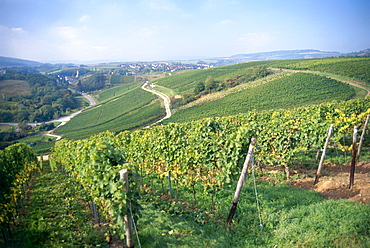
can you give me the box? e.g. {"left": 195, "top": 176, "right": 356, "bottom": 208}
{"left": 18, "top": 121, "right": 31, "bottom": 136}
{"left": 204, "top": 76, "right": 216, "bottom": 92}
{"left": 194, "top": 82, "right": 205, "bottom": 94}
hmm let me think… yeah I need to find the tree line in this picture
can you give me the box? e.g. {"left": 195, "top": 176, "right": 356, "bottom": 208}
{"left": 0, "top": 72, "right": 80, "bottom": 123}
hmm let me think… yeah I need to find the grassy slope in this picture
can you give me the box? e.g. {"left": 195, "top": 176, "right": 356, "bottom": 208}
{"left": 55, "top": 86, "right": 165, "bottom": 140}
{"left": 55, "top": 57, "right": 369, "bottom": 138}
{"left": 0, "top": 80, "right": 30, "bottom": 97}
{"left": 94, "top": 81, "right": 142, "bottom": 102}
{"left": 137, "top": 180, "right": 370, "bottom": 247}
{"left": 166, "top": 72, "right": 357, "bottom": 123}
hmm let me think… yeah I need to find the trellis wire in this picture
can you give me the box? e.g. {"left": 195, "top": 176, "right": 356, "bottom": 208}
{"left": 251, "top": 156, "right": 263, "bottom": 230}
{"left": 129, "top": 205, "right": 142, "bottom": 248}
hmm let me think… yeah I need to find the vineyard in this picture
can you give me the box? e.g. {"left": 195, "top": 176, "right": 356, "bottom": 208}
{"left": 54, "top": 88, "right": 165, "bottom": 140}
{"left": 2, "top": 57, "right": 370, "bottom": 247}
{"left": 167, "top": 72, "right": 358, "bottom": 123}
{"left": 0, "top": 143, "right": 38, "bottom": 243}
{"left": 49, "top": 98, "right": 370, "bottom": 247}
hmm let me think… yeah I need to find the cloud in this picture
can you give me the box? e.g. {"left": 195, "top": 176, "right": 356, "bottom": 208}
{"left": 237, "top": 32, "right": 277, "bottom": 51}
{"left": 219, "top": 19, "right": 232, "bottom": 25}
{"left": 141, "top": 0, "right": 179, "bottom": 11}
{"left": 48, "top": 25, "right": 109, "bottom": 61}
{"left": 79, "top": 15, "right": 91, "bottom": 23}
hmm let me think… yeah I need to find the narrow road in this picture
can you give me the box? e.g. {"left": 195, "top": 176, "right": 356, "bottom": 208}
{"left": 43, "top": 92, "right": 96, "bottom": 140}
{"left": 1, "top": 92, "right": 96, "bottom": 141}
{"left": 141, "top": 81, "right": 172, "bottom": 127}
{"left": 281, "top": 69, "right": 370, "bottom": 98}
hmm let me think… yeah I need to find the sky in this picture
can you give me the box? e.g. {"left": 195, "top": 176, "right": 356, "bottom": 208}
{"left": 0, "top": 0, "right": 369, "bottom": 63}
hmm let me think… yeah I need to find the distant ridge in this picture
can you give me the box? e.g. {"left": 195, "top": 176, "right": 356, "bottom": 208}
{"left": 0, "top": 56, "right": 41, "bottom": 67}
{"left": 222, "top": 49, "right": 340, "bottom": 63}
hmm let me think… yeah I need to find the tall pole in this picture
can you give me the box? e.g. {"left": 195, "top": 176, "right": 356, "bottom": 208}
{"left": 314, "top": 124, "right": 334, "bottom": 185}
{"left": 356, "top": 115, "right": 369, "bottom": 164}
{"left": 120, "top": 169, "right": 134, "bottom": 248}
{"left": 348, "top": 127, "right": 358, "bottom": 189}
{"left": 227, "top": 137, "right": 256, "bottom": 225}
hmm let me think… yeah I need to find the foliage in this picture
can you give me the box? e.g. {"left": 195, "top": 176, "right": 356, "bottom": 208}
{"left": 168, "top": 72, "right": 356, "bottom": 123}
{"left": 7, "top": 164, "right": 108, "bottom": 247}
{"left": 55, "top": 88, "right": 165, "bottom": 139}
{"left": 272, "top": 199, "right": 370, "bottom": 247}
{"left": 76, "top": 73, "right": 106, "bottom": 92}
{"left": 95, "top": 81, "right": 142, "bottom": 102}
{"left": 52, "top": 134, "right": 141, "bottom": 240}
{"left": 0, "top": 143, "right": 38, "bottom": 228}
{"left": 0, "top": 73, "right": 79, "bottom": 123}
{"left": 275, "top": 57, "right": 370, "bottom": 83}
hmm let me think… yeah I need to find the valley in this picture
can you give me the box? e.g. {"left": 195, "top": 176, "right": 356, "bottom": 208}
{"left": 1, "top": 55, "right": 370, "bottom": 247}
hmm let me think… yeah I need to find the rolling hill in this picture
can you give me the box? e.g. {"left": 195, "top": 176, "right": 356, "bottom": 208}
{"left": 54, "top": 56, "right": 369, "bottom": 139}
{"left": 0, "top": 56, "right": 41, "bottom": 67}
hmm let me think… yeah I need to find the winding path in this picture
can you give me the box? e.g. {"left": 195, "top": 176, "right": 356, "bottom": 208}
{"left": 281, "top": 69, "right": 370, "bottom": 98}
{"left": 43, "top": 92, "right": 97, "bottom": 140}
{"left": 141, "top": 81, "right": 172, "bottom": 127}
{"left": 1, "top": 92, "right": 97, "bottom": 141}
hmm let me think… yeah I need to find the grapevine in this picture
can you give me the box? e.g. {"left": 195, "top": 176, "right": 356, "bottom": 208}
{"left": 0, "top": 143, "right": 38, "bottom": 229}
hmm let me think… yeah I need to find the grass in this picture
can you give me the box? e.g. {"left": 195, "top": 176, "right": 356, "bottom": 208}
{"left": 0, "top": 80, "right": 30, "bottom": 97}
{"left": 57, "top": 102, "right": 164, "bottom": 140}
{"left": 167, "top": 72, "right": 356, "bottom": 123}
{"left": 55, "top": 87, "right": 163, "bottom": 139}
{"left": 3, "top": 160, "right": 369, "bottom": 247}
{"left": 94, "top": 81, "right": 142, "bottom": 102}
{"left": 150, "top": 84, "right": 177, "bottom": 98}
{"left": 3, "top": 163, "right": 108, "bottom": 247}
{"left": 0, "top": 124, "right": 16, "bottom": 132}
{"left": 135, "top": 178, "right": 370, "bottom": 247}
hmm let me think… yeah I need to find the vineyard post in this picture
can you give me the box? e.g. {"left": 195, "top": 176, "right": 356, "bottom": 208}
{"left": 356, "top": 115, "right": 369, "bottom": 164}
{"left": 2, "top": 228, "right": 9, "bottom": 247}
{"left": 227, "top": 137, "right": 256, "bottom": 226}
{"left": 120, "top": 169, "right": 134, "bottom": 248}
{"left": 167, "top": 170, "right": 173, "bottom": 198}
{"left": 91, "top": 202, "right": 100, "bottom": 225}
{"left": 348, "top": 126, "right": 358, "bottom": 189}
{"left": 314, "top": 124, "right": 334, "bottom": 185}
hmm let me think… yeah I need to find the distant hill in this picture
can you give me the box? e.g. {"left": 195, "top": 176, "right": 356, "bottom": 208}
{"left": 211, "top": 49, "right": 341, "bottom": 66}
{"left": 0, "top": 56, "right": 41, "bottom": 67}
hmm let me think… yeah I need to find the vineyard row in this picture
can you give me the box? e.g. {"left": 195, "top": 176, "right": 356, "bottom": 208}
{"left": 51, "top": 98, "right": 370, "bottom": 239}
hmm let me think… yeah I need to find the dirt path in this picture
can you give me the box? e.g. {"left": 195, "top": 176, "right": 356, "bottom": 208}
{"left": 262, "top": 162, "right": 370, "bottom": 204}
{"left": 282, "top": 69, "right": 370, "bottom": 98}
{"left": 141, "top": 81, "right": 172, "bottom": 127}
{"left": 40, "top": 93, "right": 96, "bottom": 140}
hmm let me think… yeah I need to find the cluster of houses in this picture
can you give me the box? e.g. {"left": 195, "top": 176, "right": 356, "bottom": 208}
{"left": 119, "top": 62, "right": 212, "bottom": 73}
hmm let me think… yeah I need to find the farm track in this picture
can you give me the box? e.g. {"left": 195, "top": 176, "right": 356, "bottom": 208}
{"left": 141, "top": 81, "right": 172, "bottom": 127}
{"left": 282, "top": 69, "right": 370, "bottom": 97}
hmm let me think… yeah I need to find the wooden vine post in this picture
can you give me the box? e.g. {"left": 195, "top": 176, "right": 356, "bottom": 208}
{"left": 356, "top": 115, "right": 370, "bottom": 164}
{"left": 120, "top": 169, "right": 134, "bottom": 248}
{"left": 314, "top": 124, "right": 334, "bottom": 185}
{"left": 168, "top": 170, "right": 173, "bottom": 198}
{"left": 227, "top": 137, "right": 256, "bottom": 225}
{"left": 348, "top": 126, "right": 358, "bottom": 189}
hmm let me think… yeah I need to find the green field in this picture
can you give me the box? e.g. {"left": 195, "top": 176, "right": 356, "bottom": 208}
{"left": 0, "top": 80, "right": 30, "bottom": 97}
{"left": 166, "top": 72, "right": 357, "bottom": 123}
{"left": 154, "top": 64, "right": 268, "bottom": 95}
{"left": 94, "top": 81, "right": 142, "bottom": 102}
{"left": 55, "top": 87, "right": 165, "bottom": 139}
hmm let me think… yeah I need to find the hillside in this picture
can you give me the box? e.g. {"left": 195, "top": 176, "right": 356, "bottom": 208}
{"left": 54, "top": 57, "right": 369, "bottom": 139}
{"left": 54, "top": 83, "right": 165, "bottom": 139}
{"left": 157, "top": 57, "right": 370, "bottom": 123}
{"left": 0, "top": 56, "right": 41, "bottom": 67}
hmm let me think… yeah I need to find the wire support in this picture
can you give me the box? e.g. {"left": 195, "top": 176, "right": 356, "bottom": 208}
{"left": 251, "top": 156, "right": 263, "bottom": 231}
{"left": 129, "top": 205, "right": 142, "bottom": 248}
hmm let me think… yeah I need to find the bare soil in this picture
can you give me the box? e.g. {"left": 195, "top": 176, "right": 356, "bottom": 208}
{"left": 290, "top": 161, "right": 370, "bottom": 204}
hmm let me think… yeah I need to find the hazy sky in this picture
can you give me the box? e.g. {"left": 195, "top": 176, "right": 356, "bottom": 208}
{"left": 0, "top": 0, "right": 369, "bottom": 62}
